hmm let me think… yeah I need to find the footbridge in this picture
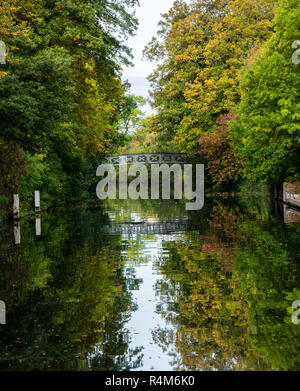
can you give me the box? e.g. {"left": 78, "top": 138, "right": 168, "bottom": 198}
{"left": 104, "top": 153, "right": 187, "bottom": 166}
{"left": 101, "top": 220, "right": 200, "bottom": 235}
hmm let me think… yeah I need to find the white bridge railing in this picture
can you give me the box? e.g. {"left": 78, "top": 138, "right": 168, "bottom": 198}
{"left": 104, "top": 153, "right": 187, "bottom": 166}
{"left": 102, "top": 220, "right": 199, "bottom": 235}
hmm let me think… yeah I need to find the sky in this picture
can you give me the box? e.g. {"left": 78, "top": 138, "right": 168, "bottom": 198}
{"left": 121, "top": 0, "right": 176, "bottom": 112}
{"left": 123, "top": 0, "right": 176, "bottom": 78}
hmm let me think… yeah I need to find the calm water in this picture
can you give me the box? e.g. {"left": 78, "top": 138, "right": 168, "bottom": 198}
{"left": 0, "top": 196, "right": 300, "bottom": 371}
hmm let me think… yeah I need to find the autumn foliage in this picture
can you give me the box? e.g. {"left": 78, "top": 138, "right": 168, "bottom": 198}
{"left": 144, "top": 0, "right": 299, "bottom": 187}
{"left": 198, "top": 113, "right": 242, "bottom": 186}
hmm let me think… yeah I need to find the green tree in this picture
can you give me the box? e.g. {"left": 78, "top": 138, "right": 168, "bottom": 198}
{"left": 232, "top": 0, "right": 300, "bottom": 184}
{"left": 144, "top": 0, "right": 276, "bottom": 156}
{"left": 0, "top": 0, "right": 139, "bottom": 211}
{"left": 115, "top": 93, "right": 146, "bottom": 137}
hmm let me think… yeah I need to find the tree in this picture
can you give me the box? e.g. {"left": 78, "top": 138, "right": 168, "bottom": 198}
{"left": 198, "top": 113, "right": 242, "bottom": 186}
{"left": 0, "top": 0, "right": 140, "bottom": 211}
{"left": 115, "top": 94, "right": 146, "bottom": 137}
{"left": 232, "top": 0, "right": 300, "bottom": 184}
{"left": 144, "top": 0, "right": 276, "bottom": 156}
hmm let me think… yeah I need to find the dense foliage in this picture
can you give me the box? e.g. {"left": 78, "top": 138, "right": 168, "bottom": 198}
{"left": 1, "top": 0, "right": 298, "bottom": 205}
{"left": 144, "top": 0, "right": 299, "bottom": 188}
{"left": 144, "top": 0, "right": 276, "bottom": 154}
{"left": 0, "top": 0, "right": 139, "bottom": 213}
{"left": 232, "top": 0, "right": 300, "bottom": 184}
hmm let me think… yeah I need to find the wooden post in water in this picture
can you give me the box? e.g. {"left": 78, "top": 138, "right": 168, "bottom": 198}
{"left": 35, "top": 191, "right": 41, "bottom": 236}
{"left": 35, "top": 191, "right": 40, "bottom": 214}
{"left": 0, "top": 300, "right": 5, "bottom": 325}
{"left": 14, "top": 221, "right": 21, "bottom": 245}
{"left": 13, "top": 194, "right": 20, "bottom": 220}
{"left": 36, "top": 215, "right": 41, "bottom": 236}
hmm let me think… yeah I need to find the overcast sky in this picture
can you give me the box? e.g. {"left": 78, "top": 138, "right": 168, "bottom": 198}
{"left": 122, "top": 0, "right": 176, "bottom": 79}
{"left": 121, "top": 0, "right": 176, "bottom": 113}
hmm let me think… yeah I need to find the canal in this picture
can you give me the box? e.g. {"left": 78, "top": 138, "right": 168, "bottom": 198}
{"left": 0, "top": 195, "right": 300, "bottom": 370}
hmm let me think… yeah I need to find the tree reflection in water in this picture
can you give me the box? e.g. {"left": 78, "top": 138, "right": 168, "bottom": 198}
{"left": 153, "top": 201, "right": 300, "bottom": 370}
{"left": 0, "top": 198, "right": 299, "bottom": 370}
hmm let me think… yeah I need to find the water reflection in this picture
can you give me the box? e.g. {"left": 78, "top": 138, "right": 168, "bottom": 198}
{"left": 0, "top": 197, "right": 299, "bottom": 370}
